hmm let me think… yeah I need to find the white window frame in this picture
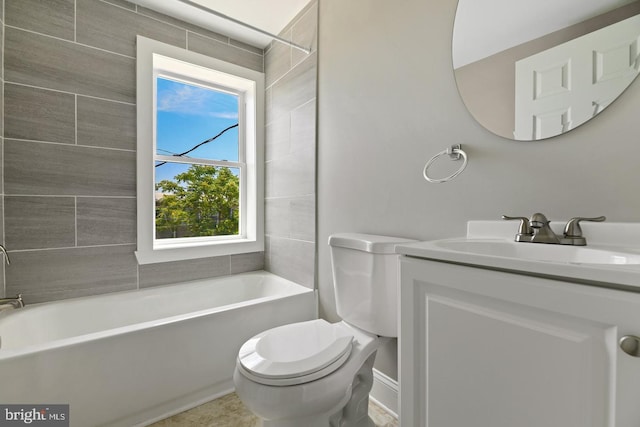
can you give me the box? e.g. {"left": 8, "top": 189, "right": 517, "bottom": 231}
{"left": 135, "top": 36, "right": 264, "bottom": 264}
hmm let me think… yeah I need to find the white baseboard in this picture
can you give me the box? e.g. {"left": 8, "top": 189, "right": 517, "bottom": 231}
{"left": 370, "top": 368, "right": 398, "bottom": 418}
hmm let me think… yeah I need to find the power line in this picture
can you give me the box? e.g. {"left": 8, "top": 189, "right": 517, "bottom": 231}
{"left": 155, "top": 123, "right": 239, "bottom": 167}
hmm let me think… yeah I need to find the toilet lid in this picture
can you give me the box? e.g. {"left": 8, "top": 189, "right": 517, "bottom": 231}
{"left": 238, "top": 319, "right": 354, "bottom": 383}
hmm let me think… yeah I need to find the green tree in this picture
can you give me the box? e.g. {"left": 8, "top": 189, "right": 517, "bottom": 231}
{"left": 155, "top": 165, "right": 239, "bottom": 238}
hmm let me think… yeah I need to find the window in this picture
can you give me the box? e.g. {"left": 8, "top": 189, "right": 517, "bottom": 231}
{"left": 136, "top": 37, "right": 264, "bottom": 264}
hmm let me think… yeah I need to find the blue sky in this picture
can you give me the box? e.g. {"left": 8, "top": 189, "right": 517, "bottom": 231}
{"left": 155, "top": 77, "right": 239, "bottom": 183}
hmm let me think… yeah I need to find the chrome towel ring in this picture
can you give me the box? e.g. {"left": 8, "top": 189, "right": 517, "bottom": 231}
{"left": 422, "top": 144, "right": 468, "bottom": 183}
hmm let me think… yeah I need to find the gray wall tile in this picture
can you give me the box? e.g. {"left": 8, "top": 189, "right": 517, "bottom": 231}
{"left": 0, "top": 24, "right": 3, "bottom": 82}
{"left": 4, "top": 84, "right": 76, "bottom": 144}
{"left": 0, "top": 196, "right": 3, "bottom": 296}
{"left": 5, "top": 27, "right": 135, "bottom": 103}
{"left": 265, "top": 115, "right": 290, "bottom": 161}
{"left": 268, "top": 52, "right": 317, "bottom": 123}
{"left": 292, "top": 3, "right": 318, "bottom": 66}
{"left": 2, "top": 0, "right": 274, "bottom": 303}
{"left": 77, "top": 197, "right": 136, "bottom": 246}
{"left": 291, "top": 100, "right": 316, "bottom": 153}
{"left": 230, "top": 38, "right": 264, "bottom": 56}
{"left": 187, "top": 32, "right": 264, "bottom": 72}
{"left": 0, "top": 265, "right": 4, "bottom": 298}
{"left": 77, "top": 96, "right": 136, "bottom": 150}
{"left": 265, "top": 38, "right": 292, "bottom": 88}
{"left": 0, "top": 139, "right": 3, "bottom": 198}
{"left": 0, "top": 196, "right": 4, "bottom": 240}
{"left": 0, "top": 83, "right": 3, "bottom": 137}
{"left": 136, "top": 5, "right": 229, "bottom": 43}
{"left": 5, "top": 0, "right": 75, "bottom": 41}
{"left": 76, "top": 0, "right": 187, "bottom": 57}
{"left": 1, "top": 2, "right": 5, "bottom": 298}
{"left": 230, "top": 252, "right": 264, "bottom": 274}
{"left": 139, "top": 256, "right": 231, "bottom": 288}
{"left": 265, "top": 236, "right": 314, "bottom": 289}
{"left": 5, "top": 196, "right": 76, "bottom": 250}
{"left": 5, "top": 245, "right": 138, "bottom": 303}
{"left": 5, "top": 139, "right": 136, "bottom": 196}
{"left": 265, "top": 146, "right": 315, "bottom": 198}
{"left": 266, "top": 195, "right": 315, "bottom": 242}
{"left": 264, "top": 1, "right": 317, "bottom": 290}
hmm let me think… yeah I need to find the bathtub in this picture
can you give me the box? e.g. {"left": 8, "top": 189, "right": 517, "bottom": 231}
{"left": 0, "top": 271, "right": 316, "bottom": 426}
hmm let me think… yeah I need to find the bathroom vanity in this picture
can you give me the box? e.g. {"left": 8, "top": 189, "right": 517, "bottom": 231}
{"left": 397, "top": 221, "right": 640, "bottom": 427}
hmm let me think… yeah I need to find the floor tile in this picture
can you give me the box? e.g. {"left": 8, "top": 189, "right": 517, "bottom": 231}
{"left": 148, "top": 392, "right": 398, "bottom": 426}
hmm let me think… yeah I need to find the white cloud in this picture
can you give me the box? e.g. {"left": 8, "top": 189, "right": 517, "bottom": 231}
{"left": 211, "top": 111, "right": 239, "bottom": 119}
{"left": 157, "top": 81, "right": 237, "bottom": 119}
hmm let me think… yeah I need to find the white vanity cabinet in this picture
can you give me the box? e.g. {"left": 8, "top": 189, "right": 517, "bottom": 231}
{"left": 399, "top": 255, "right": 640, "bottom": 427}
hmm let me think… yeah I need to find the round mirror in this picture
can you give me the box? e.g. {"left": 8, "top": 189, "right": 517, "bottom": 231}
{"left": 452, "top": 0, "right": 640, "bottom": 141}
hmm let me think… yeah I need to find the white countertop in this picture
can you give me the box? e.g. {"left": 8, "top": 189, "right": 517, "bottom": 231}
{"left": 396, "top": 221, "right": 640, "bottom": 291}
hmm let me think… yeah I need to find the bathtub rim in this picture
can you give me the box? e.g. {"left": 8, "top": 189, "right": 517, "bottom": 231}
{"left": 0, "top": 271, "right": 315, "bottom": 361}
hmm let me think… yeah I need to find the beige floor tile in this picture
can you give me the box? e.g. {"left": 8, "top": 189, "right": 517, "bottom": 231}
{"left": 149, "top": 392, "right": 397, "bottom": 426}
{"left": 369, "top": 399, "right": 399, "bottom": 427}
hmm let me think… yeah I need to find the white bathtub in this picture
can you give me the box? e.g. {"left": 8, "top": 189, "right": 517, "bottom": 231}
{"left": 0, "top": 271, "right": 316, "bottom": 426}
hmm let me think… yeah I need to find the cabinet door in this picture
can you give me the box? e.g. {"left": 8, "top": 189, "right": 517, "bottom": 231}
{"left": 399, "top": 257, "right": 640, "bottom": 427}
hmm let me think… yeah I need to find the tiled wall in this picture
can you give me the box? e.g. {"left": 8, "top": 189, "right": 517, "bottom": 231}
{"left": 0, "top": 1, "right": 4, "bottom": 297}
{"left": 264, "top": 1, "right": 317, "bottom": 289}
{"left": 1, "top": 0, "right": 268, "bottom": 303}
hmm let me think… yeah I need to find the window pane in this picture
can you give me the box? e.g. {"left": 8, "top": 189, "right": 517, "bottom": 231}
{"left": 156, "top": 77, "right": 239, "bottom": 162}
{"left": 155, "top": 161, "right": 240, "bottom": 239}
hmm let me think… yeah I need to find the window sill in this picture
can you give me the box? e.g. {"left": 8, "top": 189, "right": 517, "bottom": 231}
{"left": 135, "top": 238, "right": 263, "bottom": 264}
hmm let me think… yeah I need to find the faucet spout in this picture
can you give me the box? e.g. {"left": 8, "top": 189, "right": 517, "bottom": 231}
{"left": 0, "top": 294, "right": 24, "bottom": 311}
{"left": 529, "top": 213, "right": 561, "bottom": 244}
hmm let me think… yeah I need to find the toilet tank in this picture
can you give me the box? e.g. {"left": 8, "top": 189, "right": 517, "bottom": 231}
{"left": 329, "top": 233, "right": 417, "bottom": 337}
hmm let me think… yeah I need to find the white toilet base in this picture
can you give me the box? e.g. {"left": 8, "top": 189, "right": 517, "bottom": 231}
{"left": 329, "top": 353, "right": 376, "bottom": 427}
{"left": 252, "top": 353, "right": 378, "bottom": 427}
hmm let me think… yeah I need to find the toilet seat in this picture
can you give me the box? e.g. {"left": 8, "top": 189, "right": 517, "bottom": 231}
{"left": 237, "top": 319, "right": 354, "bottom": 386}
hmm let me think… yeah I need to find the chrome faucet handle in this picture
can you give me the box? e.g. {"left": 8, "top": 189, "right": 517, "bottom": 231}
{"left": 502, "top": 215, "right": 533, "bottom": 241}
{"left": 563, "top": 216, "right": 606, "bottom": 238}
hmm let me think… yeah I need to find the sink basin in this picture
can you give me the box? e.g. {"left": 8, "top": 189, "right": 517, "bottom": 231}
{"left": 432, "top": 239, "right": 640, "bottom": 265}
{"left": 396, "top": 221, "right": 640, "bottom": 290}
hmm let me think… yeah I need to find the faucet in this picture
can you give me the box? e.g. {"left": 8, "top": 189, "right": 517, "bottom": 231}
{"left": 502, "top": 213, "right": 605, "bottom": 246}
{"left": 0, "top": 294, "right": 24, "bottom": 311}
{"left": 0, "top": 244, "right": 10, "bottom": 266}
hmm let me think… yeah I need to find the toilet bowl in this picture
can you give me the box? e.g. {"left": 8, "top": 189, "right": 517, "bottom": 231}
{"left": 233, "top": 233, "right": 416, "bottom": 427}
{"left": 234, "top": 320, "right": 385, "bottom": 427}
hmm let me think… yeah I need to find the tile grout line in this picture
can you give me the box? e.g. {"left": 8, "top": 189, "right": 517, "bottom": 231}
{"left": 5, "top": 137, "right": 136, "bottom": 153}
{"left": 4, "top": 81, "right": 136, "bottom": 106}
{"left": 5, "top": 194, "right": 135, "bottom": 199}
{"left": 5, "top": 25, "right": 136, "bottom": 60}
{"left": 8, "top": 243, "right": 136, "bottom": 254}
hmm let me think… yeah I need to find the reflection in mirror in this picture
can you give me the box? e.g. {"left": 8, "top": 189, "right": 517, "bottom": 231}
{"left": 453, "top": 0, "right": 640, "bottom": 141}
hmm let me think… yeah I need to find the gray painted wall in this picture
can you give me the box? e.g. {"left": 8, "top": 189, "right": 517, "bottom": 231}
{"left": 1, "top": 0, "right": 268, "bottom": 303}
{"left": 317, "top": 0, "right": 640, "bottom": 380}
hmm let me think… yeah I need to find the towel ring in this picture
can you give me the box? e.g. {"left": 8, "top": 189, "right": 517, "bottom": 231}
{"left": 423, "top": 144, "right": 468, "bottom": 183}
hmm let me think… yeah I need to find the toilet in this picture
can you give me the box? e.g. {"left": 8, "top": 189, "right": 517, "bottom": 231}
{"left": 233, "top": 233, "right": 416, "bottom": 427}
